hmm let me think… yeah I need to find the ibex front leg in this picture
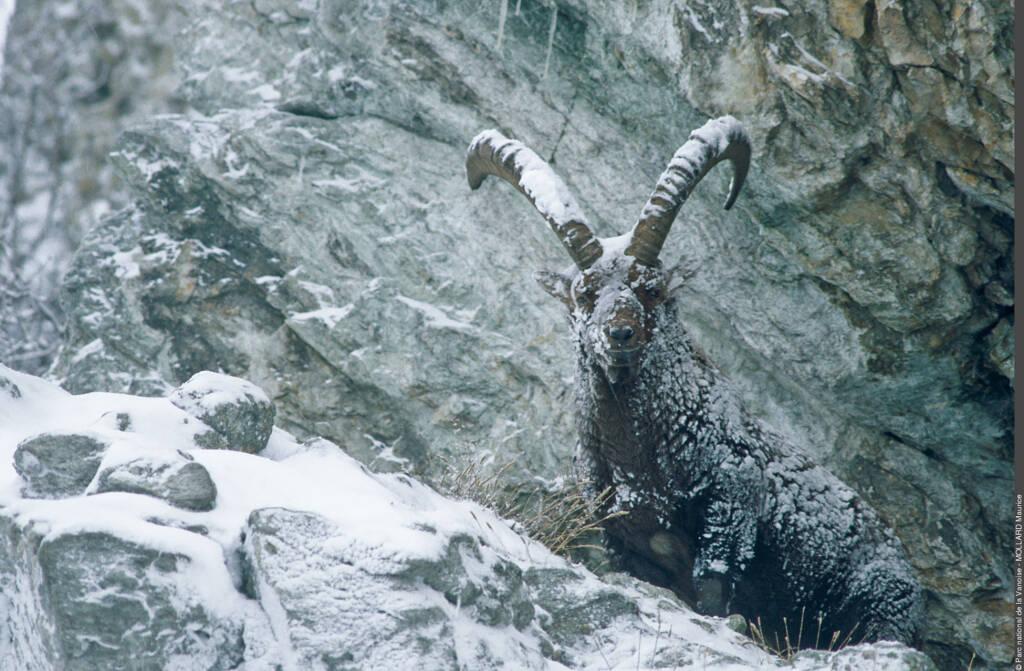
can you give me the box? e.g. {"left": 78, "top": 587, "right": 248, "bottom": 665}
{"left": 689, "top": 465, "right": 761, "bottom": 616}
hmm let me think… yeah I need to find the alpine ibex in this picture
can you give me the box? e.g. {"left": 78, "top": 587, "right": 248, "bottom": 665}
{"left": 465, "top": 117, "right": 922, "bottom": 645}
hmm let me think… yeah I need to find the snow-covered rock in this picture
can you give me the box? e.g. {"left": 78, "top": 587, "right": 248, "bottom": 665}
{"left": 0, "top": 364, "right": 935, "bottom": 669}
{"left": 170, "top": 371, "right": 276, "bottom": 453}
{"left": 13, "top": 433, "right": 107, "bottom": 499}
{"left": 0, "top": 517, "right": 247, "bottom": 671}
{"left": 94, "top": 453, "right": 219, "bottom": 512}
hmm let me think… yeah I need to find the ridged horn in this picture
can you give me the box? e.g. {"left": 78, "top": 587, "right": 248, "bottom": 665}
{"left": 626, "top": 116, "right": 751, "bottom": 266}
{"left": 466, "top": 130, "right": 603, "bottom": 270}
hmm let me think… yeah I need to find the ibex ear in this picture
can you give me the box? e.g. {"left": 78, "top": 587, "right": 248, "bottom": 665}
{"left": 534, "top": 270, "right": 573, "bottom": 307}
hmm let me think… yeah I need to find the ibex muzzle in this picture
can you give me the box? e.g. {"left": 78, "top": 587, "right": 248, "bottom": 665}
{"left": 570, "top": 257, "right": 667, "bottom": 385}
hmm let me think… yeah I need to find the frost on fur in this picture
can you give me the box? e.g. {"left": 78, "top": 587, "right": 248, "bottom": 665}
{"left": 466, "top": 117, "right": 922, "bottom": 648}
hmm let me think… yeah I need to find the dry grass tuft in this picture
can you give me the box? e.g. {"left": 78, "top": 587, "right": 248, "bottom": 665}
{"left": 747, "top": 608, "right": 861, "bottom": 661}
{"left": 433, "top": 454, "right": 627, "bottom": 558}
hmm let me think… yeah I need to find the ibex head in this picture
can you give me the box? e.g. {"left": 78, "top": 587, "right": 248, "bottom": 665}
{"left": 467, "top": 117, "right": 750, "bottom": 386}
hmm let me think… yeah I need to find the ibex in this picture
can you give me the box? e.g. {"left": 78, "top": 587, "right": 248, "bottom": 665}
{"left": 465, "top": 117, "right": 922, "bottom": 645}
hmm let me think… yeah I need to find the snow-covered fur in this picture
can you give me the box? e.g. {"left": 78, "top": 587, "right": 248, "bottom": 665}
{"left": 557, "top": 252, "right": 923, "bottom": 646}
{"left": 466, "top": 117, "right": 921, "bottom": 647}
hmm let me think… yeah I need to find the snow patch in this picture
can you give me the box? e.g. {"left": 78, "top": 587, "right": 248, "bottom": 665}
{"left": 0, "top": 0, "right": 14, "bottom": 84}
{"left": 395, "top": 295, "right": 476, "bottom": 333}
{"left": 752, "top": 5, "right": 790, "bottom": 17}
{"left": 70, "top": 339, "right": 104, "bottom": 364}
{"left": 288, "top": 304, "right": 355, "bottom": 329}
{"left": 108, "top": 247, "right": 142, "bottom": 279}
{"left": 248, "top": 83, "right": 281, "bottom": 102}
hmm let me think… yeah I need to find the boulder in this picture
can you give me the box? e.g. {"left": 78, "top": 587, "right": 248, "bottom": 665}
{"left": 170, "top": 371, "right": 275, "bottom": 453}
{"left": 94, "top": 454, "right": 218, "bottom": 512}
{"left": 13, "top": 433, "right": 107, "bottom": 499}
{"left": 0, "top": 515, "right": 245, "bottom": 671}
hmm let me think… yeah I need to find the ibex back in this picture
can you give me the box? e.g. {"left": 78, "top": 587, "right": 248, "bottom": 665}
{"left": 466, "top": 117, "right": 922, "bottom": 646}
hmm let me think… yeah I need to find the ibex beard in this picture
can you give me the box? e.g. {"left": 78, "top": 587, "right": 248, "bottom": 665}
{"left": 466, "top": 117, "right": 923, "bottom": 648}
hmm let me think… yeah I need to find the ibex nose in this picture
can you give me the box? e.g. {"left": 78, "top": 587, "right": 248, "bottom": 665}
{"left": 608, "top": 325, "right": 635, "bottom": 342}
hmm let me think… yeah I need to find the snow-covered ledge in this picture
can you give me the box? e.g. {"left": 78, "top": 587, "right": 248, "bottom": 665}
{"left": 0, "top": 365, "right": 934, "bottom": 670}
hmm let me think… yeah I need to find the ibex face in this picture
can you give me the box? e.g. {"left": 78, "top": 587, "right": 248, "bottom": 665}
{"left": 467, "top": 116, "right": 750, "bottom": 386}
{"left": 541, "top": 254, "right": 670, "bottom": 385}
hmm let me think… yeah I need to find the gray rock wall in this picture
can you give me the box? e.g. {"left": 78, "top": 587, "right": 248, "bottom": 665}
{"left": 36, "top": 0, "right": 1012, "bottom": 668}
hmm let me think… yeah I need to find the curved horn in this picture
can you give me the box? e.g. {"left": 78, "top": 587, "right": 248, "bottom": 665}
{"left": 626, "top": 116, "right": 751, "bottom": 266}
{"left": 467, "top": 130, "right": 603, "bottom": 270}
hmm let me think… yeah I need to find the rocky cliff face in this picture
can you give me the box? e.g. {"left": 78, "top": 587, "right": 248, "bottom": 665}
{"left": 19, "top": 0, "right": 1012, "bottom": 668}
